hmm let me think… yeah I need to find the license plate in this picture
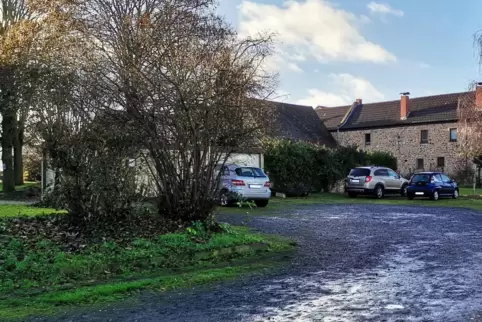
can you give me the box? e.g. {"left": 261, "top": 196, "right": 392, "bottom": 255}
{"left": 250, "top": 184, "right": 262, "bottom": 189}
{"left": 415, "top": 192, "right": 424, "bottom": 195}
{"left": 351, "top": 179, "right": 360, "bottom": 183}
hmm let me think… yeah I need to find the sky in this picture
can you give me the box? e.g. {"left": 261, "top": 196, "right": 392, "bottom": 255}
{"left": 218, "top": 0, "right": 482, "bottom": 107}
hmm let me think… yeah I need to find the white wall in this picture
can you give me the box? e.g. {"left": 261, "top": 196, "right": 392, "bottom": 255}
{"left": 224, "top": 153, "right": 263, "bottom": 168}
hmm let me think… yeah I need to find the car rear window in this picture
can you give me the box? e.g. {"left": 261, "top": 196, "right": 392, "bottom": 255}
{"left": 235, "top": 167, "right": 267, "bottom": 177}
{"left": 349, "top": 168, "right": 371, "bottom": 177}
{"left": 411, "top": 174, "right": 431, "bottom": 183}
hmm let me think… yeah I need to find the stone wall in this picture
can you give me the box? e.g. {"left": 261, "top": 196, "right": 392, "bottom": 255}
{"left": 331, "top": 122, "right": 471, "bottom": 176}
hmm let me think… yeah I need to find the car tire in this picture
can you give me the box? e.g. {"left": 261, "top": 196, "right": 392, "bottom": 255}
{"left": 431, "top": 190, "right": 439, "bottom": 201}
{"left": 348, "top": 192, "right": 358, "bottom": 198}
{"left": 255, "top": 200, "right": 269, "bottom": 208}
{"left": 219, "top": 190, "right": 233, "bottom": 206}
{"left": 407, "top": 194, "right": 414, "bottom": 200}
{"left": 401, "top": 184, "right": 408, "bottom": 197}
{"left": 374, "top": 185, "right": 384, "bottom": 199}
{"left": 452, "top": 189, "right": 459, "bottom": 199}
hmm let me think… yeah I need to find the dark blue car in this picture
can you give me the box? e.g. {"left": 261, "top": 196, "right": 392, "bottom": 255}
{"left": 406, "top": 172, "right": 459, "bottom": 201}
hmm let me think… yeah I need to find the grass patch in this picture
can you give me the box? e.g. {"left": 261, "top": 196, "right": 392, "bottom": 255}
{"left": 460, "top": 187, "right": 482, "bottom": 196}
{"left": 0, "top": 182, "right": 41, "bottom": 201}
{"left": 0, "top": 205, "right": 66, "bottom": 218}
{"left": 0, "top": 260, "right": 281, "bottom": 320}
{"left": 0, "top": 181, "right": 38, "bottom": 192}
{"left": 220, "top": 192, "right": 482, "bottom": 216}
{"left": 0, "top": 222, "right": 294, "bottom": 320}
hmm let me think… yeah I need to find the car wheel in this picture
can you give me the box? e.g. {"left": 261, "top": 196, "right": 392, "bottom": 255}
{"left": 255, "top": 200, "right": 269, "bottom": 208}
{"left": 407, "top": 194, "right": 414, "bottom": 200}
{"left": 348, "top": 192, "right": 358, "bottom": 198}
{"left": 401, "top": 184, "right": 408, "bottom": 197}
{"left": 452, "top": 189, "right": 459, "bottom": 199}
{"left": 431, "top": 190, "right": 439, "bottom": 201}
{"left": 219, "top": 190, "right": 232, "bottom": 206}
{"left": 374, "top": 186, "right": 384, "bottom": 199}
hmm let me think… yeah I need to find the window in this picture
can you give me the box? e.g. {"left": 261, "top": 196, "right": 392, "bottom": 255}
{"left": 374, "top": 169, "right": 389, "bottom": 176}
{"left": 365, "top": 133, "right": 371, "bottom": 146}
{"left": 411, "top": 174, "right": 430, "bottom": 183}
{"left": 441, "top": 174, "right": 451, "bottom": 183}
{"left": 235, "top": 167, "right": 267, "bottom": 178}
{"left": 387, "top": 169, "right": 399, "bottom": 178}
{"left": 450, "top": 128, "right": 457, "bottom": 142}
{"left": 437, "top": 157, "right": 445, "bottom": 168}
{"left": 420, "top": 130, "right": 428, "bottom": 144}
{"left": 416, "top": 158, "right": 424, "bottom": 169}
{"left": 349, "top": 168, "right": 371, "bottom": 177}
{"left": 433, "top": 174, "right": 443, "bottom": 182}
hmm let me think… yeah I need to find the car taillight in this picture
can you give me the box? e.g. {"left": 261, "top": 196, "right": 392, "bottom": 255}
{"left": 264, "top": 181, "right": 271, "bottom": 187}
{"left": 231, "top": 179, "right": 245, "bottom": 186}
{"left": 365, "top": 176, "right": 372, "bottom": 183}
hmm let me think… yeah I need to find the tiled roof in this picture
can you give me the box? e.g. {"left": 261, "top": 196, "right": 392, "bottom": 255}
{"left": 268, "top": 101, "right": 337, "bottom": 147}
{"left": 315, "top": 105, "right": 350, "bottom": 130}
{"left": 316, "top": 91, "right": 472, "bottom": 131}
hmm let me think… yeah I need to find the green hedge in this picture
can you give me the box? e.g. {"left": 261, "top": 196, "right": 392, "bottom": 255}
{"left": 365, "top": 151, "right": 397, "bottom": 171}
{"left": 263, "top": 139, "right": 397, "bottom": 194}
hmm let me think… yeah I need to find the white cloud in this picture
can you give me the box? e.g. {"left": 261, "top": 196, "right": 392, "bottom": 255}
{"left": 418, "top": 62, "right": 430, "bottom": 69}
{"left": 297, "top": 89, "right": 351, "bottom": 107}
{"left": 367, "top": 2, "right": 404, "bottom": 17}
{"left": 239, "top": 0, "right": 396, "bottom": 73}
{"left": 287, "top": 62, "right": 303, "bottom": 73}
{"left": 297, "top": 73, "right": 385, "bottom": 107}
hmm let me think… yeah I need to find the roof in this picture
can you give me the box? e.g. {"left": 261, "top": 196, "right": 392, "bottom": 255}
{"left": 268, "top": 101, "right": 337, "bottom": 147}
{"left": 315, "top": 105, "right": 350, "bottom": 130}
{"left": 316, "top": 91, "right": 472, "bottom": 131}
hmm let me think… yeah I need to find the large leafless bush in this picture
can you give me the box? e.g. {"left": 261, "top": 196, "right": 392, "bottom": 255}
{"left": 58, "top": 0, "right": 278, "bottom": 222}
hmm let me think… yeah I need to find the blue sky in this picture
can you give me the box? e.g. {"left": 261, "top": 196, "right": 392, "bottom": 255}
{"left": 218, "top": 0, "right": 482, "bottom": 107}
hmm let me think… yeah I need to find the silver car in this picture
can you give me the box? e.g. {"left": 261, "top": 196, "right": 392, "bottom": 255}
{"left": 345, "top": 166, "right": 409, "bottom": 199}
{"left": 218, "top": 164, "right": 271, "bottom": 207}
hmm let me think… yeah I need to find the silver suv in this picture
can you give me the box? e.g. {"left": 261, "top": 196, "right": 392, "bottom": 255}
{"left": 218, "top": 164, "right": 271, "bottom": 207}
{"left": 345, "top": 166, "right": 409, "bottom": 199}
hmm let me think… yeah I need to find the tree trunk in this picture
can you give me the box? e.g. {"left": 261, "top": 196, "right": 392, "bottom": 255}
{"left": 2, "top": 109, "right": 16, "bottom": 193}
{"left": 14, "top": 111, "right": 26, "bottom": 185}
{"left": 14, "top": 136, "right": 24, "bottom": 185}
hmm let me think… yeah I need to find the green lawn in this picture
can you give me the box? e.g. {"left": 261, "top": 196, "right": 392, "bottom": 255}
{"left": 0, "top": 259, "right": 281, "bottom": 320}
{"left": 0, "top": 181, "right": 38, "bottom": 192}
{"left": 0, "top": 205, "right": 65, "bottom": 218}
{"left": 0, "top": 206, "right": 294, "bottom": 320}
{"left": 0, "top": 225, "right": 293, "bottom": 320}
{"left": 220, "top": 192, "right": 482, "bottom": 216}
{"left": 460, "top": 187, "right": 482, "bottom": 196}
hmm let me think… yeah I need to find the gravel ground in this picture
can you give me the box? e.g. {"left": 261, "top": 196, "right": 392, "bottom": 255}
{"left": 30, "top": 204, "right": 482, "bottom": 322}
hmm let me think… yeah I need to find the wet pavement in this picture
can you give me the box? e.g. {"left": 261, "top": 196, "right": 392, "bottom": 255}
{"left": 31, "top": 204, "right": 482, "bottom": 321}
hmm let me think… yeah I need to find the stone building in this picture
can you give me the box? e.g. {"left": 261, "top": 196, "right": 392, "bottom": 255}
{"left": 316, "top": 90, "right": 477, "bottom": 177}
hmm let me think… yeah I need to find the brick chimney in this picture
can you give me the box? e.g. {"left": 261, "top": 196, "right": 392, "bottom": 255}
{"left": 476, "top": 83, "right": 482, "bottom": 108}
{"left": 400, "top": 93, "right": 410, "bottom": 120}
